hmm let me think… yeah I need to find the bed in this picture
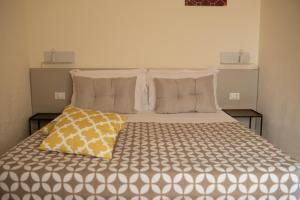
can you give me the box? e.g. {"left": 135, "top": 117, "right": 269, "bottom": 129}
{"left": 1, "top": 111, "right": 300, "bottom": 199}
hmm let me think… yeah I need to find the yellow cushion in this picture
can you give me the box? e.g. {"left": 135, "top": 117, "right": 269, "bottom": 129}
{"left": 39, "top": 106, "right": 127, "bottom": 159}
{"left": 39, "top": 116, "right": 61, "bottom": 135}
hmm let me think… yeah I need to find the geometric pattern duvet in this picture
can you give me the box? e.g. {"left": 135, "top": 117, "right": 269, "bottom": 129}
{"left": 1, "top": 122, "right": 300, "bottom": 199}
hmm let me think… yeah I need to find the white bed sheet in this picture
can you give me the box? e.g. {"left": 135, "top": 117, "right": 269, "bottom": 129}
{"left": 127, "top": 111, "right": 236, "bottom": 123}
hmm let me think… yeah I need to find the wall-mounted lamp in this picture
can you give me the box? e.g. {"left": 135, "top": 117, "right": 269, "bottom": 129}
{"left": 220, "top": 50, "right": 250, "bottom": 64}
{"left": 44, "top": 49, "right": 75, "bottom": 64}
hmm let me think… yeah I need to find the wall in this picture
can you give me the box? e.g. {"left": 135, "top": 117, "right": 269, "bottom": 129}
{"left": 26, "top": 0, "right": 261, "bottom": 68}
{"left": 258, "top": 0, "right": 300, "bottom": 160}
{"left": 0, "top": 1, "right": 32, "bottom": 154}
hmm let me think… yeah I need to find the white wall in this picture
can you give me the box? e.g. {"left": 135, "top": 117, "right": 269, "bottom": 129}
{"left": 26, "top": 0, "right": 261, "bottom": 68}
{"left": 0, "top": 0, "right": 32, "bottom": 154}
{"left": 258, "top": 0, "right": 300, "bottom": 160}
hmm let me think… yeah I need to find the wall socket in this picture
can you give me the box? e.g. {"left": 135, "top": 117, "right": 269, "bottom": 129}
{"left": 54, "top": 92, "right": 66, "bottom": 100}
{"left": 229, "top": 92, "right": 240, "bottom": 101}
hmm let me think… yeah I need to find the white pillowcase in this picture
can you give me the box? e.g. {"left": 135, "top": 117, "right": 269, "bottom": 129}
{"left": 70, "top": 68, "right": 148, "bottom": 112}
{"left": 147, "top": 69, "right": 220, "bottom": 111}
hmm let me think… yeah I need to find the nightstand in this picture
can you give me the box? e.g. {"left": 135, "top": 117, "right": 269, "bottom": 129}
{"left": 29, "top": 113, "right": 61, "bottom": 135}
{"left": 223, "top": 109, "right": 263, "bottom": 136}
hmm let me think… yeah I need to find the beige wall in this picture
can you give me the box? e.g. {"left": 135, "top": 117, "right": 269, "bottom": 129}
{"left": 0, "top": 1, "right": 32, "bottom": 154}
{"left": 26, "top": 0, "right": 261, "bottom": 68}
{"left": 258, "top": 0, "right": 300, "bottom": 160}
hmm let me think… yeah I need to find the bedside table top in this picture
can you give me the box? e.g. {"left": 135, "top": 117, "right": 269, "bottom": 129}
{"left": 223, "top": 109, "right": 262, "bottom": 117}
{"left": 30, "top": 113, "right": 61, "bottom": 120}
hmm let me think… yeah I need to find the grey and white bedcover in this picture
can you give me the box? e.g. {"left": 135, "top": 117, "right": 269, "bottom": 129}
{"left": 0, "top": 122, "right": 300, "bottom": 199}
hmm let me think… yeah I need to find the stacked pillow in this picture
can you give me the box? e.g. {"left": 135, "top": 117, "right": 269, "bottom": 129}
{"left": 73, "top": 76, "right": 137, "bottom": 113}
{"left": 70, "top": 69, "right": 148, "bottom": 113}
{"left": 39, "top": 106, "right": 127, "bottom": 160}
{"left": 154, "top": 75, "right": 217, "bottom": 113}
{"left": 147, "top": 69, "right": 220, "bottom": 113}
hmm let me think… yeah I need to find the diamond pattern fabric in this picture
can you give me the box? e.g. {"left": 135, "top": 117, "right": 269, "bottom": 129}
{"left": 39, "top": 117, "right": 61, "bottom": 135}
{"left": 39, "top": 106, "right": 127, "bottom": 159}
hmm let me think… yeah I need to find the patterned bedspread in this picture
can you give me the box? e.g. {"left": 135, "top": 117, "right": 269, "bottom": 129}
{"left": 1, "top": 122, "right": 300, "bottom": 199}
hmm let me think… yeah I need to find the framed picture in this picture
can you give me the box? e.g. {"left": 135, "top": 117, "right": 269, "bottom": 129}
{"left": 185, "top": 0, "right": 227, "bottom": 6}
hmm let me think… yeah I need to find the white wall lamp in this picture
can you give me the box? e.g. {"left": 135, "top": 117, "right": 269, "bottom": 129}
{"left": 43, "top": 48, "right": 75, "bottom": 64}
{"left": 220, "top": 50, "right": 250, "bottom": 64}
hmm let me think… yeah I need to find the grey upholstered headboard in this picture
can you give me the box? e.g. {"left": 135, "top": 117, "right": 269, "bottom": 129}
{"left": 30, "top": 68, "right": 258, "bottom": 114}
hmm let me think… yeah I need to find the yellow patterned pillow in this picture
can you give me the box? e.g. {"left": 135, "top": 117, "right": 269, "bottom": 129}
{"left": 39, "top": 116, "right": 62, "bottom": 135}
{"left": 39, "top": 106, "right": 127, "bottom": 159}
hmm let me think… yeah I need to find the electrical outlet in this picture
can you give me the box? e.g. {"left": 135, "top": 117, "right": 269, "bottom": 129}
{"left": 229, "top": 92, "right": 240, "bottom": 101}
{"left": 54, "top": 92, "right": 66, "bottom": 100}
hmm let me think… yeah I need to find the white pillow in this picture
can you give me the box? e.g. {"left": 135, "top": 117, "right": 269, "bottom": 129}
{"left": 70, "top": 68, "right": 148, "bottom": 112}
{"left": 147, "top": 69, "right": 220, "bottom": 111}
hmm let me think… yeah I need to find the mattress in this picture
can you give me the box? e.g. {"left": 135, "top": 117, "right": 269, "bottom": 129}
{"left": 127, "top": 110, "right": 237, "bottom": 123}
{"left": 0, "top": 118, "right": 300, "bottom": 198}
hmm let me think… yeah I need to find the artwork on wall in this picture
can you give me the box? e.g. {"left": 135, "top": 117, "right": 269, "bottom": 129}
{"left": 185, "top": 0, "right": 227, "bottom": 6}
